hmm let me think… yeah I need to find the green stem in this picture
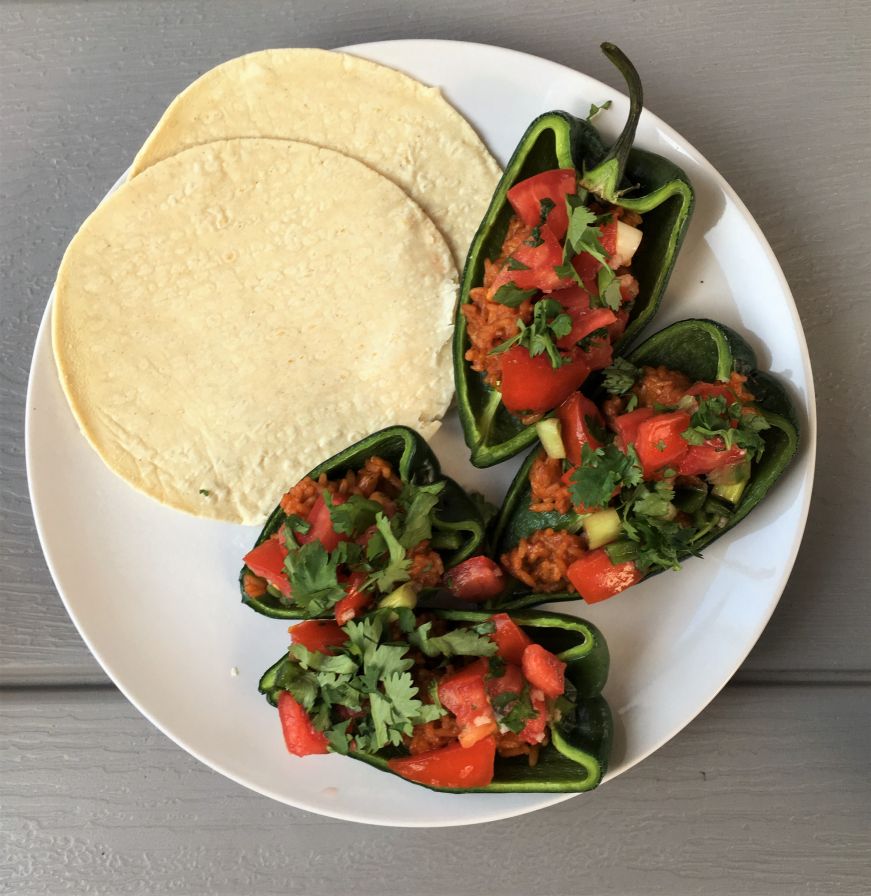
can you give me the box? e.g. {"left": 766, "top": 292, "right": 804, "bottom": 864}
{"left": 599, "top": 43, "right": 643, "bottom": 185}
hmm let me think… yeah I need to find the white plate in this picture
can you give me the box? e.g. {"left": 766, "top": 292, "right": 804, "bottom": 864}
{"left": 26, "top": 39, "right": 815, "bottom": 827}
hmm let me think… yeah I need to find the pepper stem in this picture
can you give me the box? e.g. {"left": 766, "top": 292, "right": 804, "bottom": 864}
{"left": 580, "top": 43, "right": 644, "bottom": 202}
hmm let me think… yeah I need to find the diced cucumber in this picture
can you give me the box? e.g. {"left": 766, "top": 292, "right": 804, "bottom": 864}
{"left": 712, "top": 480, "right": 748, "bottom": 506}
{"left": 583, "top": 508, "right": 623, "bottom": 549}
{"left": 377, "top": 582, "right": 418, "bottom": 610}
{"left": 707, "top": 458, "right": 751, "bottom": 486}
{"left": 536, "top": 418, "right": 566, "bottom": 459}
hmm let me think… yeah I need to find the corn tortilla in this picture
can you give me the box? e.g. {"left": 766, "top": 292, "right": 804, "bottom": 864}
{"left": 53, "top": 138, "right": 457, "bottom": 525}
{"left": 130, "top": 48, "right": 501, "bottom": 268}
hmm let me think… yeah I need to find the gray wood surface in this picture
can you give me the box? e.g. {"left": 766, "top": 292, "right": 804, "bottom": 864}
{"left": 2, "top": 0, "right": 870, "bottom": 892}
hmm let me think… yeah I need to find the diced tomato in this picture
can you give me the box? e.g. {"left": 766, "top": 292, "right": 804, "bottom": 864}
{"left": 599, "top": 217, "right": 618, "bottom": 257}
{"left": 490, "top": 613, "right": 533, "bottom": 665}
{"left": 566, "top": 548, "right": 644, "bottom": 603}
{"left": 551, "top": 287, "right": 591, "bottom": 348}
{"left": 444, "top": 556, "right": 505, "bottom": 601}
{"left": 290, "top": 620, "right": 348, "bottom": 655}
{"left": 519, "top": 691, "right": 548, "bottom": 745}
{"left": 243, "top": 535, "right": 290, "bottom": 597}
{"left": 277, "top": 691, "right": 329, "bottom": 756}
{"left": 507, "top": 169, "right": 576, "bottom": 240}
{"left": 500, "top": 346, "right": 590, "bottom": 414}
{"left": 521, "top": 644, "right": 566, "bottom": 699}
{"left": 607, "top": 308, "right": 630, "bottom": 341}
{"left": 572, "top": 249, "right": 601, "bottom": 295}
{"left": 635, "top": 411, "right": 692, "bottom": 477}
{"left": 677, "top": 439, "right": 746, "bottom": 476}
{"left": 686, "top": 381, "right": 734, "bottom": 402}
{"left": 612, "top": 407, "right": 655, "bottom": 452}
{"left": 505, "top": 227, "right": 573, "bottom": 292}
{"left": 557, "top": 392, "right": 605, "bottom": 466}
{"left": 334, "top": 572, "right": 371, "bottom": 625}
{"left": 387, "top": 735, "right": 496, "bottom": 789}
{"left": 485, "top": 661, "right": 525, "bottom": 698}
{"left": 438, "top": 659, "right": 498, "bottom": 748}
{"left": 584, "top": 335, "right": 614, "bottom": 372}
{"left": 297, "top": 494, "right": 346, "bottom": 552}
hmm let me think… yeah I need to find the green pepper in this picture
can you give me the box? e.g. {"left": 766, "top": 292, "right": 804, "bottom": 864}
{"left": 455, "top": 43, "right": 695, "bottom": 467}
{"left": 258, "top": 608, "right": 611, "bottom": 793}
{"left": 490, "top": 319, "right": 800, "bottom": 609}
{"left": 239, "top": 426, "right": 487, "bottom": 619}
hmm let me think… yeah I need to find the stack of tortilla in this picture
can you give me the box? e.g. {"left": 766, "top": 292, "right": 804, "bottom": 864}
{"left": 52, "top": 49, "right": 501, "bottom": 524}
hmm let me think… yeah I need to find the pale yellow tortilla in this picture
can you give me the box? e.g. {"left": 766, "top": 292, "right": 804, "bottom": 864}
{"left": 53, "top": 138, "right": 457, "bottom": 524}
{"left": 129, "top": 48, "right": 501, "bottom": 268}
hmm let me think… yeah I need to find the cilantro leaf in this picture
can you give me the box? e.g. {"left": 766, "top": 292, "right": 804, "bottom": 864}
{"left": 327, "top": 493, "right": 382, "bottom": 536}
{"left": 595, "top": 264, "right": 623, "bottom": 311}
{"left": 569, "top": 443, "right": 643, "bottom": 510}
{"left": 284, "top": 541, "right": 346, "bottom": 615}
{"left": 409, "top": 622, "right": 498, "bottom": 659}
{"left": 563, "top": 198, "right": 599, "bottom": 263}
{"left": 364, "top": 514, "right": 411, "bottom": 594}
{"left": 500, "top": 687, "right": 537, "bottom": 734}
{"left": 397, "top": 481, "right": 444, "bottom": 549}
{"left": 603, "top": 358, "right": 640, "bottom": 395}
{"left": 539, "top": 197, "right": 556, "bottom": 224}
{"left": 490, "top": 298, "right": 573, "bottom": 368}
{"left": 492, "top": 282, "right": 537, "bottom": 307}
{"left": 507, "top": 257, "right": 531, "bottom": 271}
{"left": 630, "top": 481, "right": 676, "bottom": 520}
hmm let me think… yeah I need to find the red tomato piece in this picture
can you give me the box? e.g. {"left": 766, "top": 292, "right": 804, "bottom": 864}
{"left": 635, "top": 411, "right": 692, "bottom": 477}
{"left": 599, "top": 217, "right": 618, "bottom": 257}
{"left": 570, "top": 220, "right": 618, "bottom": 293}
{"left": 297, "top": 494, "right": 347, "bottom": 552}
{"left": 582, "top": 334, "right": 614, "bottom": 372}
{"left": 490, "top": 613, "right": 534, "bottom": 665}
{"left": 277, "top": 691, "right": 329, "bottom": 757}
{"left": 520, "top": 691, "right": 549, "bottom": 745}
{"left": 506, "top": 169, "right": 577, "bottom": 240}
{"left": 521, "top": 643, "right": 566, "bottom": 699}
{"left": 485, "top": 661, "right": 525, "bottom": 698}
{"left": 686, "top": 381, "right": 735, "bottom": 402}
{"left": 677, "top": 440, "right": 746, "bottom": 476}
{"left": 290, "top": 620, "right": 348, "bottom": 655}
{"left": 388, "top": 735, "right": 496, "bottom": 789}
{"left": 612, "top": 407, "right": 655, "bottom": 452}
{"left": 566, "top": 548, "right": 644, "bottom": 603}
{"left": 557, "top": 392, "right": 605, "bottom": 466}
{"left": 445, "top": 556, "right": 505, "bottom": 601}
{"left": 551, "top": 287, "right": 592, "bottom": 349}
{"left": 243, "top": 536, "right": 290, "bottom": 597}
{"left": 500, "top": 346, "right": 590, "bottom": 414}
{"left": 607, "top": 308, "right": 630, "bottom": 341}
{"left": 334, "top": 572, "right": 371, "bottom": 625}
{"left": 438, "top": 659, "right": 498, "bottom": 748}
{"left": 507, "top": 227, "right": 574, "bottom": 292}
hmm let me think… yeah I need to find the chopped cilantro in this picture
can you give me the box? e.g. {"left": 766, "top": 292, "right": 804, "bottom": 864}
{"left": 397, "top": 481, "right": 444, "bottom": 549}
{"left": 507, "top": 257, "right": 531, "bottom": 271}
{"left": 409, "top": 621, "right": 497, "bottom": 659}
{"left": 284, "top": 541, "right": 347, "bottom": 616}
{"left": 492, "top": 282, "right": 537, "bottom": 307}
{"left": 569, "top": 443, "right": 643, "bottom": 510}
{"left": 327, "top": 493, "right": 382, "bottom": 537}
{"left": 595, "top": 264, "right": 623, "bottom": 311}
{"left": 364, "top": 513, "right": 411, "bottom": 592}
{"left": 499, "top": 686, "right": 537, "bottom": 734}
{"left": 490, "top": 298, "right": 573, "bottom": 368}
{"left": 198, "top": 488, "right": 210, "bottom": 496}
{"left": 539, "top": 197, "right": 556, "bottom": 224}
{"left": 603, "top": 358, "right": 640, "bottom": 395}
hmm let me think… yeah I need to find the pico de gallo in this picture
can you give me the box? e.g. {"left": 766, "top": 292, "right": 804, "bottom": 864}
{"left": 500, "top": 359, "right": 772, "bottom": 601}
{"left": 241, "top": 456, "right": 505, "bottom": 623}
{"left": 461, "top": 167, "right": 644, "bottom": 420}
{"left": 260, "top": 607, "right": 579, "bottom": 790}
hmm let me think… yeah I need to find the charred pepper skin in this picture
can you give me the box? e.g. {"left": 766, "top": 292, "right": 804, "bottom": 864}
{"left": 239, "top": 425, "right": 488, "bottom": 620}
{"left": 455, "top": 43, "right": 695, "bottom": 468}
{"left": 489, "top": 319, "right": 801, "bottom": 609}
{"left": 258, "top": 609, "right": 612, "bottom": 794}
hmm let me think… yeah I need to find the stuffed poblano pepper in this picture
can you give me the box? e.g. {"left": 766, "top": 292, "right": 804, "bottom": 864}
{"left": 455, "top": 42, "right": 694, "bottom": 467}
{"left": 239, "top": 426, "right": 491, "bottom": 621}
{"left": 258, "top": 607, "right": 611, "bottom": 793}
{"left": 486, "top": 319, "right": 799, "bottom": 607}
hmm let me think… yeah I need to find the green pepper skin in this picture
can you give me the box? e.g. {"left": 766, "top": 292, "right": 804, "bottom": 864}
{"left": 258, "top": 609, "right": 612, "bottom": 793}
{"left": 489, "top": 319, "right": 801, "bottom": 609}
{"left": 239, "top": 426, "right": 487, "bottom": 620}
{"left": 455, "top": 45, "right": 695, "bottom": 468}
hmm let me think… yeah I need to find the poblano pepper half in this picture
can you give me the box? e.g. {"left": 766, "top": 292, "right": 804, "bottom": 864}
{"left": 455, "top": 43, "right": 694, "bottom": 467}
{"left": 489, "top": 319, "right": 800, "bottom": 609}
{"left": 239, "top": 426, "right": 488, "bottom": 620}
{"left": 258, "top": 608, "right": 611, "bottom": 793}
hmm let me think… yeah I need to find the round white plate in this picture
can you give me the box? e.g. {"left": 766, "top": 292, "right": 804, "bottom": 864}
{"left": 26, "top": 39, "right": 815, "bottom": 827}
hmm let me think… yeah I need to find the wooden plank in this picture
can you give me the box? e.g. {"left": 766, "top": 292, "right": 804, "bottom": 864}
{"left": 2, "top": 0, "right": 870, "bottom": 683}
{"left": 1, "top": 685, "right": 868, "bottom": 894}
